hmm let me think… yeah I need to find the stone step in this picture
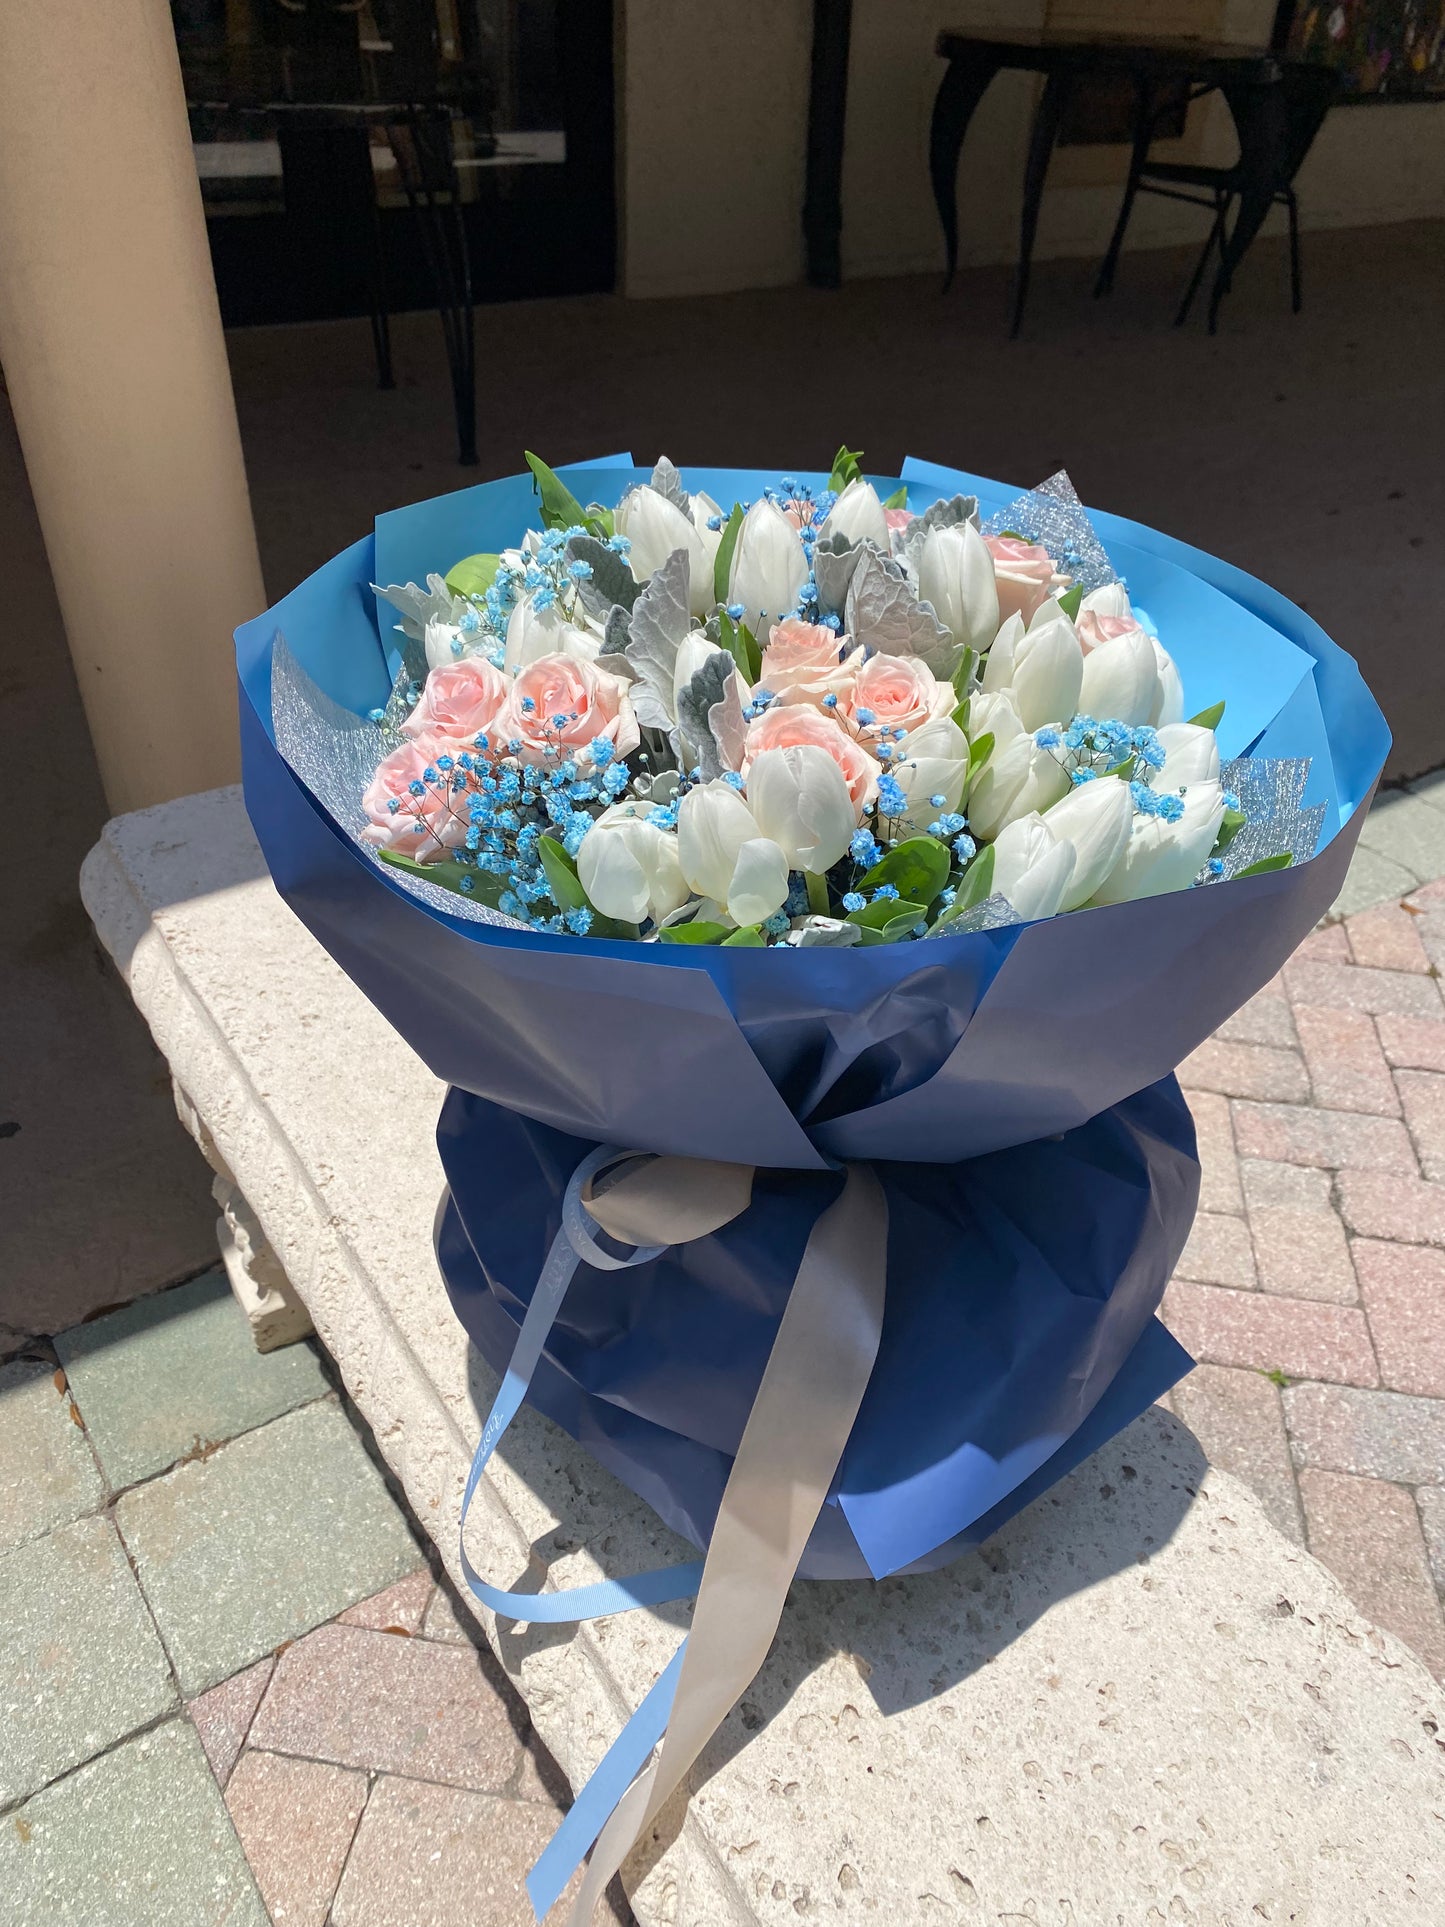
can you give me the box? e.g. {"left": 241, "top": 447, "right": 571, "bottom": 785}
{"left": 81, "top": 786, "right": 1445, "bottom": 1923}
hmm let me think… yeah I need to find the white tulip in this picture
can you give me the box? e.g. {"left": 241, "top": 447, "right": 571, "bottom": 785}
{"left": 821, "top": 478, "right": 888, "bottom": 551}
{"left": 917, "top": 520, "right": 999, "bottom": 654}
{"left": 967, "top": 732, "right": 1070, "bottom": 839}
{"left": 985, "top": 606, "right": 1083, "bottom": 731}
{"left": 691, "top": 489, "right": 725, "bottom": 582}
{"left": 672, "top": 631, "right": 726, "bottom": 727}
{"left": 726, "top": 838, "right": 791, "bottom": 926}
{"left": 1042, "top": 773, "right": 1134, "bottom": 910}
{"left": 746, "top": 743, "right": 856, "bottom": 874}
{"left": 616, "top": 486, "right": 714, "bottom": 618}
{"left": 989, "top": 813, "right": 1076, "bottom": 922}
{"left": 1150, "top": 640, "right": 1185, "bottom": 727}
{"left": 677, "top": 780, "right": 789, "bottom": 926}
{"left": 1153, "top": 722, "right": 1220, "bottom": 792}
{"left": 1078, "top": 624, "right": 1158, "bottom": 727}
{"left": 1079, "top": 582, "right": 1133, "bottom": 622}
{"left": 967, "top": 689, "right": 1024, "bottom": 751}
{"left": 728, "top": 499, "right": 809, "bottom": 636}
{"left": 981, "top": 611, "right": 1025, "bottom": 689}
{"left": 1091, "top": 779, "right": 1227, "bottom": 905}
{"left": 576, "top": 803, "right": 690, "bottom": 926}
{"left": 504, "top": 593, "right": 600, "bottom": 673}
{"left": 424, "top": 615, "right": 463, "bottom": 672}
{"left": 888, "top": 717, "right": 971, "bottom": 834}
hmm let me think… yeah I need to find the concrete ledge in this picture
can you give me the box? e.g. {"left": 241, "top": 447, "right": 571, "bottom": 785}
{"left": 83, "top": 787, "right": 1445, "bottom": 1923}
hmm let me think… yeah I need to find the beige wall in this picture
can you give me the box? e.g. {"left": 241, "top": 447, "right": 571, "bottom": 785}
{"left": 617, "top": 0, "right": 1445, "bottom": 299}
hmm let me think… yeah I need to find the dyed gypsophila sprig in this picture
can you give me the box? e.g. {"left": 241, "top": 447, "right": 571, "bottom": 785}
{"left": 1034, "top": 716, "right": 1187, "bottom": 819}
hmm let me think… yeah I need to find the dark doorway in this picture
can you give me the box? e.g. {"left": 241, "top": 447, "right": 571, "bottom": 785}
{"left": 173, "top": 0, "right": 615, "bottom": 327}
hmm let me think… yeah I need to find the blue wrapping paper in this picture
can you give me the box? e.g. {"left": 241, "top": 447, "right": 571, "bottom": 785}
{"left": 235, "top": 457, "right": 1389, "bottom": 1577}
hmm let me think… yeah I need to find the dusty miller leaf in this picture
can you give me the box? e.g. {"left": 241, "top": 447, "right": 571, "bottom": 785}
{"left": 845, "top": 548, "right": 959, "bottom": 679}
{"left": 709, "top": 663, "right": 749, "bottom": 776}
{"left": 675, "top": 649, "right": 735, "bottom": 780}
{"left": 813, "top": 534, "right": 867, "bottom": 620}
{"left": 623, "top": 549, "right": 693, "bottom": 731}
{"left": 650, "top": 456, "right": 691, "bottom": 515}
{"left": 898, "top": 494, "right": 979, "bottom": 575}
{"left": 566, "top": 534, "right": 640, "bottom": 619}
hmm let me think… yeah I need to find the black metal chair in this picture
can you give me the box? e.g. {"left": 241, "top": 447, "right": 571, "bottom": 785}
{"left": 1093, "top": 61, "right": 1337, "bottom": 330}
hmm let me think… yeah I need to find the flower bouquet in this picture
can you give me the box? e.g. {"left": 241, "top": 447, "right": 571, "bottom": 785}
{"left": 236, "top": 450, "right": 1387, "bottom": 1923}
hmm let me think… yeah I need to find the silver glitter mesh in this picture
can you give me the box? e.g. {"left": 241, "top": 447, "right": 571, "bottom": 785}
{"left": 1207, "top": 756, "right": 1326, "bottom": 882}
{"left": 923, "top": 893, "right": 1021, "bottom": 939}
{"left": 269, "top": 635, "right": 531, "bottom": 931}
{"left": 980, "top": 471, "right": 1119, "bottom": 594}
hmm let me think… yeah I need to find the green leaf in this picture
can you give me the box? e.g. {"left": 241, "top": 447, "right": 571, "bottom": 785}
{"left": 1103, "top": 756, "right": 1137, "bottom": 782}
{"left": 444, "top": 552, "right": 502, "bottom": 602}
{"left": 1234, "top": 852, "right": 1294, "bottom": 878}
{"left": 933, "top": 843, "right": 996, "bottom": 929}
{"left": 882, "top": 483, "right": 909, "bottom": 511}
{"left": 952, "top": 698, "right": 971, "bottom": 733}
{"left": 1213, "top": 805, "right": 1247, "bottom": 856}
{"left": 827, "top": 444, "right": 865, "bottom": 492}
{"left": 858, "top": 836, "right": 951, "bottom": 906}
{"left": 524, "top": 452, "right": 589, "bottom": 532}
{"left": 951, "top": 645, "right": 976, "bottom": 702}
{"left": 713, "top": 502, "right": 744, "bottom": 607}
{"left": 994, "top": 528, "right": 1026, "bottom": 541}
{"left": 722, "top": 923, "right": 765, "bottom": 946}
{"left": 805, "top": 869, "right": 831, "bottom": 917}
{"left": 537, "top": 835, "right": 587, "bottom": 912}
{"left": 1187, "top": 700, "right": 1226, "bottom": 731}
{"left": 584, "top": 501, "right": 615, "bottom": 540}
{"left": 377, "top": 847, "right": 506, "bottom": 908}
{"left": 967, "top": 731, "right": 995, "bottom": 779}
{"left": 845, "top": 897, "right": 928, "bottom": 944}
{"left": 1055, "top": 583, "right": 1083, "bottom": 623}
{"left": 716, "top": 610, "right": 761, "bottom": 683}
{"left": 658, "top": 920, "right": 733, "bottom": 945}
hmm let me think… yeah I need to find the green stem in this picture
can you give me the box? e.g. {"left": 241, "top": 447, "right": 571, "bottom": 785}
{"left": 805, "top": 869, "right": 831, "bottom": 917}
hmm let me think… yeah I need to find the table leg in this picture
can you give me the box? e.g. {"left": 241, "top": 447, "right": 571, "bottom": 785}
{"left": 1094, "top": 76, "right": 1153, "bottom": 298}
{"left": 1011, "top": 70, "right": 1069, "bottom": 339}
{"left": 390, "top": 113, "right": 478, "bottom": 467}
{"left": 1207, "top": 79, "right": 1289, "bottom": 335}
{"left": 929, "top": 52, "right": 1001, "bottom": 293}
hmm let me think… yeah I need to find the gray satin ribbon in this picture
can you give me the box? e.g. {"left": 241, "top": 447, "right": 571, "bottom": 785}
{"left": 566, "top": 1158, "right": 888, "bottom": 1924}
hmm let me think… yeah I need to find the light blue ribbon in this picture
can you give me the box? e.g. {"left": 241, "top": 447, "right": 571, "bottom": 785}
{"left": 455, "top": 1146, "right": 703, "bottom": 1918}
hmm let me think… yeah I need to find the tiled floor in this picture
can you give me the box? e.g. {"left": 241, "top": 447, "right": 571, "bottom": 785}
{"left": 1166, "top": 775, "right": 1445, "bottom": 1681}
{"left": 0, "top": 1270, "right": 628, "bottom": 1926}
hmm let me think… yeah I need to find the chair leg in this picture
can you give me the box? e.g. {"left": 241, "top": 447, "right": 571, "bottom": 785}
{"left": 1285, "top": 187, "right": 1302, "bottom": 312}
{"left": 1095, "top": 77, "right": 1152, "bottom": 298}
{"left": 1175, "top": 191, "right": 1228, "bottom": 327}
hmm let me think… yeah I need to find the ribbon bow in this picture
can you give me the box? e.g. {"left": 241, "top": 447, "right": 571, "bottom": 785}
{"left": 456, "top": 1147, "right": 888, "bottom": 1922}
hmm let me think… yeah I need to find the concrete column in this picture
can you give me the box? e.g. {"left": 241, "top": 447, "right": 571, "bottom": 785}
{"left": 0, "top": 0, "right": 266, "bottom": 814}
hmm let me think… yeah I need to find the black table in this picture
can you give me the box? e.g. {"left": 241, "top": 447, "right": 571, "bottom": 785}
{"left": 929, "top": 30, "right": 1332, "bottom": 335}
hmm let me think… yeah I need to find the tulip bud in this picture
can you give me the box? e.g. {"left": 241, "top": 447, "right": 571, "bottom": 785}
{"left": 1079, "top": 582, "right": 1133, "bottom": 623}
{"left": 1153, "top": 722, "right": 1220, "bottom": 792}
{"left": 917, "top": 521, "right": 999, "bottom": 653}
{"left": 504, "top": 593, "right": 599, "bottom": 674}
{"left": 1091, "top": 780, "right": 1227, "bottom": 905}
{"left": 616, "top": 486, "right": 714, "bottom": 618}
{"left": 746, "top": 743, "right": 856, "bottom": 873}
{"left": 985, "top": 605, "right": 1083, "bottom": 731}
{"left": 989, "top": 812, "right": 1076, "bottom": 922}
{"left": 677, "top": 780, "right": 789, "bottom": 925}
{"left": 728, "top": 499, "right": 809, "bottom": 636}
{"left": 889, "top": 717, "right": 971, "bottom": 834}
{"left": 967, "top": 689, "right": 1024, "bottom": 751}
{"left": 1078, "top": 624, "right": 1158, "bottom": 727}
{"left": 1041, "top": 773, "right": 1133, "bottom": 910}
{"left": 821, "top": 478, "right": 888, "bottom": 550}
{"left": 576, "top": 803, "right": 690, "bottom": 926}
{"left": 966, "top": 732, "right": 1070, "bottom": 840}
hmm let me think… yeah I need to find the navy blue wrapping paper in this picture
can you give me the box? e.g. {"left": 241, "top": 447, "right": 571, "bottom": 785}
{"left": 235, "top": 458, "right": 1389, "bottom": 1579}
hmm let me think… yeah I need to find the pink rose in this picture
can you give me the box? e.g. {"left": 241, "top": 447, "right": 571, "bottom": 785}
{"left": 360, "top": 735, "right": 468, "bottom": 861}
{"left": 757, "top": 619, "right": 862, "bottom": 709}
{"left": 1076, "top": 609, "right": 1144, "bottom": 655}
{"left": 884, "top": 507, "right": 913, "bottom": 534}
{"left": 839, "top": 653, "right": 953, "bottom": 741}
{"left": 744, "top": 702, "right": 878, "bottom": 814}
{"left": 497, "top": 652, "right": 639, "bottom": 768}
{"left": 986, "top": 535, "right": 1055, "bottom": 627}
{"left": 403, "top": 656, "right": 510, "bottom": 744}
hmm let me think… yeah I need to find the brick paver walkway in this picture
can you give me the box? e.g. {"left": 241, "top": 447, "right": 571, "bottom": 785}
{"left": 1166, "top": 871, "right": 1445, "bottom": 1679}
